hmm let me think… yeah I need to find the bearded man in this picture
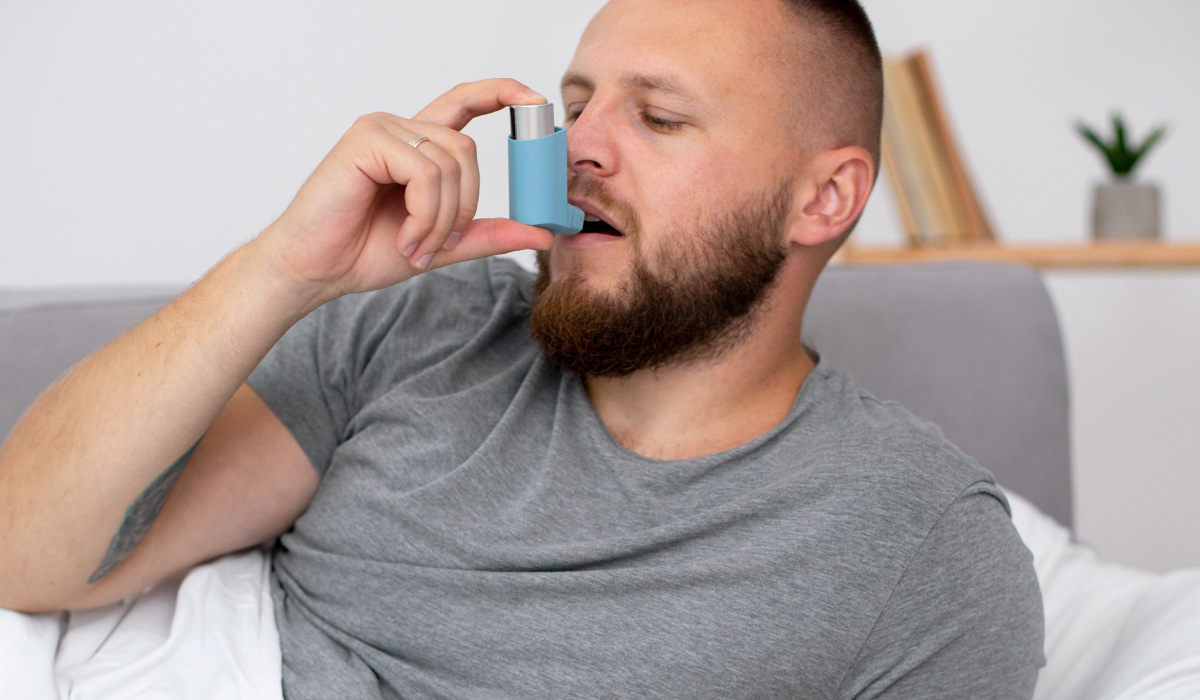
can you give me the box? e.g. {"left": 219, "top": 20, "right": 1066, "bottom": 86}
{"left": 0, "top": 0, "right": 1045, "bottom": 697}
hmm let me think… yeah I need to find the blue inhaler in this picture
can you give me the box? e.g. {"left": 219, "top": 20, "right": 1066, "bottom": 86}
{"left": 508, "top": 104, "right": 584, "bottom": 236}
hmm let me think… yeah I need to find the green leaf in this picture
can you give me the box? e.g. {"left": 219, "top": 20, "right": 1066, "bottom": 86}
{"left": 1075, "top": 122, "right": 1110, "bottom": 154}
{"left": 1075, "top": 114, "right": 1166, "bottom": 177}
{"left": 1113, "top": 113, "right": 1128, "bottom": 155}
{"left": 1129, "top": 125, "right": 1168, "bottom": 173}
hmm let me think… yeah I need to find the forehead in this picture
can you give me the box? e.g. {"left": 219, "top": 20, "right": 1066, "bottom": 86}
{"left": 566, "top": 0, "right": 791, "bottom": 101}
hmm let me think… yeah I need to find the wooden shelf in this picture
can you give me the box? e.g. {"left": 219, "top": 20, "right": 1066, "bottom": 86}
{"left": 838, "top": 241, "right": 1200, "bottom": 269}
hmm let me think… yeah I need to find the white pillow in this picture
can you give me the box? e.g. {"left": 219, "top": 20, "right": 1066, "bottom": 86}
{"left": 0, "top": 548, "right": 281, "bottom": 700}
{"left": 1008, "top": 491, "right": 1200, "bottom": 700}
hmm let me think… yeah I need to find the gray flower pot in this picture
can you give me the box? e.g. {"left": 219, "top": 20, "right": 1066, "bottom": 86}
{"left": 1092, "top": 181, "right": 1161, "bottom": 240}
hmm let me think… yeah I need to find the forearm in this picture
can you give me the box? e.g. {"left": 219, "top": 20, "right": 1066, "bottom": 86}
{"left": 0, "top": 238, "right": 314, "bottom": 609}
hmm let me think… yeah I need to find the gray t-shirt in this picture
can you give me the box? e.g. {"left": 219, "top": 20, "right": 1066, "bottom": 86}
{"left": 248, "top": 258, "right": 1044, "bottom": 699}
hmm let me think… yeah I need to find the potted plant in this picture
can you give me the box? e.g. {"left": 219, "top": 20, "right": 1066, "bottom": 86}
{"left": 1075, "top": 113, "right": 1167, "bottom": 239}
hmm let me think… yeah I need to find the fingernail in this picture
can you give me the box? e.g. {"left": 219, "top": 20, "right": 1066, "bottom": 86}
{"left": 416, "top": 253, "right": 434, "bottom": 270}
{"left": 443, "top": 231, "right": 462, "bottom": 251}
{"left": 404, "top": 243, "right": 417, "bottom": 257}
{"left": 524, "top": 88, "right": 546, "bottom": 101}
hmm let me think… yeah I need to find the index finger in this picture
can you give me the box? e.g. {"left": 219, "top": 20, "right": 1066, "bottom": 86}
{"left": 413, "top": 79, "right": 548, "bottom": 132}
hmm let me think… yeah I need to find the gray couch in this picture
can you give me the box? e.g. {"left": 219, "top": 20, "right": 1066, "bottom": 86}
{"left": 0, "top": 262, "right": 1072, "bottom": 527}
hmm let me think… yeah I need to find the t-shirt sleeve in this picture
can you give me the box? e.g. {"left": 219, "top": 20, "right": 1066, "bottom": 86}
{"left": 835, "top": 488, "right": 1046, "bottom": 699}
{"left": 246, "top": 298, "right": 358, "bottom": 480}
{"left": 244, "top": 259, "right": 523, "bottom": 480}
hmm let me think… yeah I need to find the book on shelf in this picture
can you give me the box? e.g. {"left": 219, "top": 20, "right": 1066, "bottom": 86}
{"left": 880, "top": 49, "right": 995, "bottom": 247}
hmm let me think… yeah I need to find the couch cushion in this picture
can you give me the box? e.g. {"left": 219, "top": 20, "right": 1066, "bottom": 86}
{"left": 0, "top": 288, "right": 177, "bottom": 440}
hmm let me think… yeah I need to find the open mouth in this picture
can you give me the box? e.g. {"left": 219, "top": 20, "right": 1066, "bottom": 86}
{"left": 581, "top": 215, "right": 624, "bottom": 237}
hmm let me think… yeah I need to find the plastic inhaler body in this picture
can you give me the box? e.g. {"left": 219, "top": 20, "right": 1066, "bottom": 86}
{"left": 508, "top": 104, "right": 584, "bottom": 236}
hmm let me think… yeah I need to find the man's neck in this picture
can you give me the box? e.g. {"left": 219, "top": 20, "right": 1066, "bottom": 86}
{"left": 583, "top": 300, "right": 815, "bottom": 462}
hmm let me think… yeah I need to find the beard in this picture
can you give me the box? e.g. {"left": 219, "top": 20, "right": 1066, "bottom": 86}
{"left": 528, "top": 178, "right": 792, "bottom": 379}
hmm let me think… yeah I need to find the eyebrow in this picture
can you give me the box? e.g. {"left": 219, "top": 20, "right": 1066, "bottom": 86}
{"left": 560, "top": 71, "right": 707, "bottom": 107}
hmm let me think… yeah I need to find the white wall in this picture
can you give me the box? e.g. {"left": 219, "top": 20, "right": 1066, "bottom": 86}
{"left": 1045, "top": 271, "right": 1200, "bottom": 573}
{"left": 0, "top": 0, "right": 606, "bottom": 287}
{"left": 2, "top": 1, "right": 1197, "bottom": 570}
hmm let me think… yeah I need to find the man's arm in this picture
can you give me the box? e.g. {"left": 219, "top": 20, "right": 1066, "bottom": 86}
{"left": 0, "top": 245, "right": 314, "bottom": 612}
{"left": 49, "top": 382, "right": 320, "bottom": 611}
{"left": 0, "top": 80, "right": 554, "bottom": 613}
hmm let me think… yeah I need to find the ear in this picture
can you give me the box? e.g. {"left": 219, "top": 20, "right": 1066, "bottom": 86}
{"left": 786, "top": 147, "right": 874, "bottom": 247}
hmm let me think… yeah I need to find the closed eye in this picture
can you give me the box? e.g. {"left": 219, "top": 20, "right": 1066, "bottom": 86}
{"left": 642, "top": 112, "right": 684, "bottom": 132}
{"left": 562, "top": 104, "right": 685, "bottom": 132}
{"left": 564, "top": 102, "right": 587, "bottom": 124}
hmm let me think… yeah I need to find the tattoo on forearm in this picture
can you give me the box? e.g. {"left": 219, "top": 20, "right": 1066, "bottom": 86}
{"left": 87, "top": 442, "right": 199, "bottom": 584}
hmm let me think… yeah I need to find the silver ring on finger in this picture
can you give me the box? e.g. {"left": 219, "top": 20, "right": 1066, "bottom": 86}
{"left": 408, "top": 135, "right": 430, "bottom": 150}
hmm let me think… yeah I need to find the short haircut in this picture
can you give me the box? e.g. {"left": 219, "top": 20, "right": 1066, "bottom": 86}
{"left": 776, "top": 0, "right": 884, "bottom": 176}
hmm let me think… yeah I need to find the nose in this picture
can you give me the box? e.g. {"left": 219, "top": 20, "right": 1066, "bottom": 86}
{"left": 567, "top": 102, "right": 618, "bottom": 179}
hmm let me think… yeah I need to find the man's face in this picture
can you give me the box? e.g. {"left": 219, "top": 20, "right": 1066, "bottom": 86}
{"left": 529, "top": 0, "right": 804, "bottom": 377}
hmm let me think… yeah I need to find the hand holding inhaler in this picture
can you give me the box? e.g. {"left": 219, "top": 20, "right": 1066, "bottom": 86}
{"left": 508, "top": 104, "right": 584, "bottom": 236}
{"left": 253, "top": 80, "right": 553, "bottom": 311}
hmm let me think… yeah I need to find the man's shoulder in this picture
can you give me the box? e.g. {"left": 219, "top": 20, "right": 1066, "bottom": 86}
{"left": 332, "top": 257, "right": 534, "bottom": 322}
{"left": 419, "top": 256, "right": 536, "bottom": 306}
{"left": 307, "top": 257, "right": 536, "bottom": 358}
{"left": 800, "top": 364, "right": 999, "bottom": 485}
{"left": 857, "top": 388, "right": 1002, "bottom": 499}
{"left": 757, "top": 364, "right": 1042, "bottom": 694}
{"left": 783, "top": 362, "right": 1012, "bottom": 535}
{"left": 288, "top": 258, "right": 540, "bottom": 402}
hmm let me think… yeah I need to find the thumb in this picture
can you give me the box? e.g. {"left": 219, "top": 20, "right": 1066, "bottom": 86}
{"left": 433, "top": 218, "right": 555, "bottom": 266}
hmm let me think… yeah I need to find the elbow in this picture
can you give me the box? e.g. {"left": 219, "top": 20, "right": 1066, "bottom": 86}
{"left": 0, "top": 568, "right": 71, "bottom": 613}
{"left": 0, "top": 583, "right": 109, "bottom": 614}
{"left": 0, "top": 599, "right": 62, "bottom": 615}
{"left": 0, "top": 555, "right": 88, "bottom": 613}
{"left": 0, "top": 585, "right": 62, "bottom": 614}
{"left": 0, "top": 546, "right": 57, "bottom": 612}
